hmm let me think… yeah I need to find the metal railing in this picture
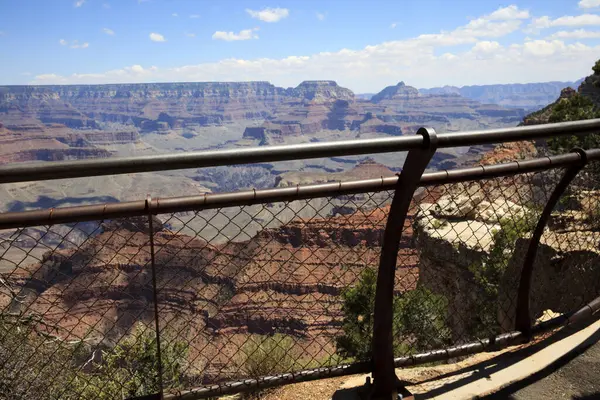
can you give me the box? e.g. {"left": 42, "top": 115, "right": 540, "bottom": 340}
{"left": 0, "top": 119, "right": 599, "bottom": 400}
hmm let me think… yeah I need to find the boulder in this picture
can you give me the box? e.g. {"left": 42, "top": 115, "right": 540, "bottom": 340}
{"left": 498, "top": 232, "right": 600, "bottom": 331}
{"left": 416, "top": 187, "right": 600, "bottom": 338}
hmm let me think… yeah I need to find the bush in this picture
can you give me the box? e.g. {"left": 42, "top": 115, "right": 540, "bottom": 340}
{"left": 0, "top": 316, "right": 84, "bottom": 400}
{"left": 546, "top": 59, "right": 600, "bottom": 154}
{"left": 335, "top": 268, "right": 450, "bottom": 360}
{"left": 335, "top": 268, "right": 378, "bottom": 360}
{"left": 239, "top": 334, "right": 298, "bottom": 378}
{"left": 0, "top": 318, "right": 189, "bottom": 400}
{"left": 468, "top": 212, "right": 537, "bottom": 335}
{"left": 395, "top": 286, "right": 451, "bottom": 351}
{"left": 70, "top": 324, "right": 188, "bottom": 399}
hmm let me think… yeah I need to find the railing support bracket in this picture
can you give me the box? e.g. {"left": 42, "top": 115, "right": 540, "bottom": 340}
{"left": 370, "top": 127, "right": 438, "bottom": 399}
{"left": 514, "top": 148, "right": 588, "bottom": 339}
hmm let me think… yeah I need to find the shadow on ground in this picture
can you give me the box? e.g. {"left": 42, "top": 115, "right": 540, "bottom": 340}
{"left": 330, "top": 317, "right": 600, "bottom": 400}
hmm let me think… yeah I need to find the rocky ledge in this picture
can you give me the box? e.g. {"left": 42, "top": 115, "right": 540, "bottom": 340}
{"left": 414, "top": 183, "right": 600, "bottom": 339}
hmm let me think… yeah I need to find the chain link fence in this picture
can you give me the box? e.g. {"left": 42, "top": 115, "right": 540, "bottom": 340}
{"left": 0, "top": 157, "right": 599, "bottom": 399}
{"left": 398, "top": 170, "right": 558, "bottom": 357}
{"left": 0, "top": 191, "right": 396, "bottom": 398}
{"left": 534, "top": 159, "right": 600, "bottom": 324}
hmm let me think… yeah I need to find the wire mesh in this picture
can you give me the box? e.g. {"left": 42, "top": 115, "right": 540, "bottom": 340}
{"left": 397, "top": 169, "right": 561, "bottom": 357}
{"left": 0, "top": 218, "right": 163, "bottom": 399}
{"left": 150, "top": 191, "right": 397, "bottom": 392}
{"left": 0, "top": 190, "right": 396, "bottom": 398}
{"left": 532, "top": 159, "right": 600, "bottom": 325}
{"left": 1, "top": 160, "right": 599, "bottom": 399}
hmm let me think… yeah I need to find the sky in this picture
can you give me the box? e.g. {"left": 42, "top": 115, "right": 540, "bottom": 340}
{"left": 0, "top": 0, "right": 599, "bottom": 92}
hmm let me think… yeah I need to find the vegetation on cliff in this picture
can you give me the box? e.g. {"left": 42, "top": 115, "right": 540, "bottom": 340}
{"left": 335, "top": 268, "right": 450, "bottom": 360}
{"left": 0, "top": 318, "right": 188, "bottom": 400}
{"left": 468, "top": 212, "right": 537, "bottom": 334}
{"left": 524, "top": 59, "right": 600, "bottom": 154}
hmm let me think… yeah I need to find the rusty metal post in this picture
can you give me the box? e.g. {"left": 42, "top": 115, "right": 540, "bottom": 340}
{"left": 514, "top": 148, "right": 588, "bottom": 339}
{"left": 371, "top": 127, "right": 438, "bottom": 399}
{"left": 146, "top": 196, "right": 165, "bottom": 399}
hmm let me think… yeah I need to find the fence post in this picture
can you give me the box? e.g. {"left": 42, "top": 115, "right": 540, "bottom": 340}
{"left": 371, "top": 128, "right": 437, "bottom": 399}
{"left": 514, "top": 148, "right": 588, "bottom": 339}
{"left": 146, "top": 195, "right": 164, "bottom": 399}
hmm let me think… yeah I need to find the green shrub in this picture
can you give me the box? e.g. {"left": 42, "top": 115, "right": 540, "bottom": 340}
{"left": 0, "top": 316, "right": 84, "bottom": 400}
{"left": 335, "top": 268, "right": 450, "bottom": 360}
{"left": 395, "top": 286, "right": 452, "bottom": 351}
{"left": 239, "top": 334, "right": 297, "bottom": 378}
{"left": 546, "top": 59, "right": 600, "bottom": 154}
{"left": 0, "top": 316, "right": 190, "bottom": 400}
{"left": 335, "top": 268, "right": 378, "bottom": 360}
{"left": 468, "top": 212, "right": 537, "bottom": 335}
{"left": 70, "top": 324, "right": 188, "bottom": 399}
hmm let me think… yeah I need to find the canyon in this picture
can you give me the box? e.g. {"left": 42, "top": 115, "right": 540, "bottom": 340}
{"left": 420, "top": 79, "right": 584, "bottom": 111}
{"left": 0, "top": 80, "right": 523, "bottom": 167}
{"left": 2, "top": 70, "right": 598, "bottom": 395}
{"left": 0, "top": 79, "right": 528, "bottom": 211}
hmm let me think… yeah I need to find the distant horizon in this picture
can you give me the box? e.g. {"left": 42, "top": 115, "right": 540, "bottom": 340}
{"left": 1, "top": 1, "right": 599, "bottom": 91}
{"left": 0, "top": 76, "right": 585, "bottom": 94}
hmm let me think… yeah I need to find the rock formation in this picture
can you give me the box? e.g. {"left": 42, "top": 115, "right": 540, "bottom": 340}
{"left": 522, "top": 61, "right": 600, "bottom": 126}
{"left": 371, "top": 82, "right": 420, "bottom": 103}
{"left": 522, "top": 87, "right": 579, "bottom": 125}
{"left": 2, "top": 78, "right": 527, "bottom": 166}
{"left": 420, "top": 80, "right": 584, "bottom": 110}
{"left": 2, "top": 201, "right": 419, "bottom": 380}
{"left": 275, "top": 157, "right": 396, "bottom": 187}
{"left": 414, "top": 179, "right": 600, "bottom": 339}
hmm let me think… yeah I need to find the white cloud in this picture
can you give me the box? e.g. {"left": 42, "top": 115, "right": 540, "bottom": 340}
{"left": 522, "top": 39, "right": 569, "bottom": 56}
{"left": 440, "top": 53, "right": 458, "bottom": 61}
{"left": 246, "top": 7, "right": 289, "bottom": 22}
{"left": 527, "top": 13, "right": 600, "bottom": 32}
{"left": 32, "top": 5, "right": 599, "bottom": 91}
{"left": 70, "top": 40, "right": 89, "bottom": 49}
{"left": 389, "top": 5, "right": 528, "bottom": 49}
{"left": 172, "top": 13, "right": 178, "bottom": 17}
{"left": 212, "top": 28, "right": 259, "bottom": 41}
{"left": 74, "top": 0, "right": 85, "bottom": 7}
{"left": 149, "top": 33, "right": 166, "bottom": 42}
{"left": 546, "top": 29, "right": 600, "bottom": 39}
{"left": 579, "top": 0, "right": 600, "bottom": 8}
{"left": 390, "top": 22, "right": 397, "bottom": 29}
{"left": 20, "top": 72, "right": 32, "bottom": 76}
{"left": 316, "top": 12, "right": 325, "bottom": 21}
{"left": 103, "top": 28, "right": 115, "bottom": 36}
{"left": 487, "top": 4, "right": 529, "bottom": 20}
{"left": 102, "top": 3, "right": 110, "bottom": 9}
{"left": 186, "top": 33, "right": 196, "bottom": 38}
{"left": 189, "top": 14, "right": 200, "bottom": 19}
{"left": 472, "top": 40, "right": 501, "bottom": 53}
{"left": 60, "top": 39, "right": 90, "bottom": 49}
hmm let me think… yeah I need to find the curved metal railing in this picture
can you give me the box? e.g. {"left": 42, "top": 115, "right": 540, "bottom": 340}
{"left": 0, "top": 120, "right": 599, "bottom": 399}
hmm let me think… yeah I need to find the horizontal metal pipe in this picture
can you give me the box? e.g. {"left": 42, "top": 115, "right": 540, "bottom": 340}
{"left": 162, "top": 302, "right": 589, "bottom": 400}
{"left": 566, "top": 294, "right": 600, "bottom": 326}
{"left": 1, "top": 119, "right": 599, "bottom": 184}
{"left": 0, "top": 136, "right": 423, "bottom": 184}
{"left": 162, "top": 362, "right": 371, "bottom": 400}
{"left": 1, "top": 151, "right": 596, "bottom": 230}
{"left": 392, "top": 332, "right": 525, "bottom": 369}
{"left": 436, "top": 119, "right": 600, "bottom": 148}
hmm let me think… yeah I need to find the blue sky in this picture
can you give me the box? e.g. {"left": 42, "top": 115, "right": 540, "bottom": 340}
{"left": 0, "top": 0, "right": 599, "bottom": 91}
